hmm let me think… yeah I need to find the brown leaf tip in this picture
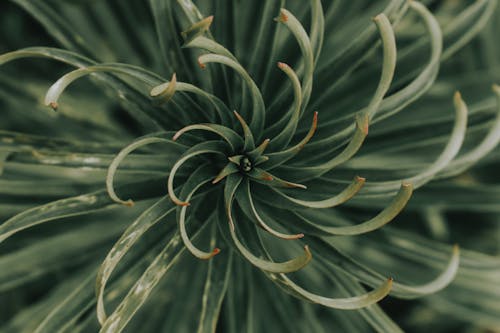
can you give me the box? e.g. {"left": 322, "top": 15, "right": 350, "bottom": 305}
{"left": 355, "top": 176, "right": 366, "bottom": 183}
{"left": 124, "top": 200, "right": 135, "bottom": 207}
{"left": 277, "top": 62, "right": 289, "bottom": 70}
{"left": 275, "top": 9, "right": 288, "bottom": 23}
{"left": 49, "top": 102, "right": 58, "bottom": 110}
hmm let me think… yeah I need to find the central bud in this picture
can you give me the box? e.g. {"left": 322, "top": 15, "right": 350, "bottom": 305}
{"left": 239, "top": 156, "right": 253, "bottom": 173}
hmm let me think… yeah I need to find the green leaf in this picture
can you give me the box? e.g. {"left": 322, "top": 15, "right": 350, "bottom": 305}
{"left": 167, "top": 141, "right": 226, "bottom": 206}
{"left": 196, "top": 227, "right": 233, "bottom": 333}
{"left": 95, "top": 196, "right": 175, "bottom": 325}
{"left": 99, "top": 222, "right": 213, "bottom": 333}
{"left": 275, "top": 8, "right": 314, "bottom": 112}
{"left": 223, "top": 175, "right": 311, "bottom": 273}
{"left": 198, "top": 54, "right": 265, "bottom": 137}
{"left": 177, "top": 164, "right": 220, "bottom": 259}
{"left": 0, "top": 178, "right": 164, "bottom": 244}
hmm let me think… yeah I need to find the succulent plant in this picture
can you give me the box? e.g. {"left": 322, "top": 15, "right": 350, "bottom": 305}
{"left": 0, "top": 0, "right": 499, "bottom": 332}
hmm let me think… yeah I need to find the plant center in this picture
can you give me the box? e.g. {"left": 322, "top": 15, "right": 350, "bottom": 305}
{"left": 239, "top": 156, "right": 253, "bottom": 173}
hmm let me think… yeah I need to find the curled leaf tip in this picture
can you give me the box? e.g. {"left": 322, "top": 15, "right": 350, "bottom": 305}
{"left": 275, "top": 9, "right": 288, "bottom": 23}
{"left": 48, "top": 101, "right": 58, "bottom": 110}
{"left": 372, "top": 13, "right": 384, "bottom": 22}
{"left": 453, "top": 91, "right": 467, "bottom": 116}
{"left": 198, "top": 58, "right": 206, "bottom": 69}
{"left": 402, "top": 182, "right": 413, "bottom": 189}
{"left": 150, "top": 73, "right": 177, "bottom": 103}
{"left": 244, "top": 184, "right": 305, "bottom": 240}
{"left": 394, "top": 244, "right": 460, "bottom": 296}
{"left": 279, "top": 273, "right": 393, "bottom": 309}
{"left": 181, "top": 15, "right": 214, "bottom": 42}
{"left": 277, "top": 174, "right": 366, "bottom": 209}
{"left": 355, "top": 176, "right": 366, "bottom": 183}
{"left": 191, "top": 246, "right": 220, "bottom": 260}
{"left": 298, "top": 112, "right": 318, "bottom": 149}
{"left": 304, "top": 245, "right": 312, "bottom": 258}
{"left": 123, "top": 199, "right": 135, "bottom": 207}
{"left": 277, "top": 62, "right": 289, "bottom": 70}
{"left": 283, "top": 233, "right": 304, "bottom": 240}
{"left": 229, "top": 217, "right": 311, "bottom": 273}
{"left": 212, "top": 247, "right": 221, "bottom": 255}
{"left": 169, "top": 189, "right": 190, "bottom": 206}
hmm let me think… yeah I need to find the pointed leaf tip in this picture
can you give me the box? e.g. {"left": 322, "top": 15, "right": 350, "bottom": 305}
{"left": 289, "top": 183, "right": 307, "bottom": 189}
{"left": 181, "top": 15, "right": 215, "bottom": 42}
{"left": 213, "top": 163, "right": 239, "bottom": 184}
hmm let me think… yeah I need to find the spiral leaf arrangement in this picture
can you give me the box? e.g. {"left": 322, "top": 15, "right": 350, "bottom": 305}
{"left": 0, "top": 0, "right": 499, "bottom": 332}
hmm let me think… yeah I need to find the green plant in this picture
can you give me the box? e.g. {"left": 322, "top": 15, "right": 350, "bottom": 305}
{"left": 1, "top": 0, "right": 499, "bottom": 332}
